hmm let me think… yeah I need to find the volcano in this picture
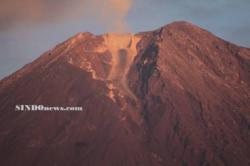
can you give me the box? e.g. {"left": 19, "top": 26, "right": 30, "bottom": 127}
{"left": 0, "top": 21, "right": 249, "bottom": 166}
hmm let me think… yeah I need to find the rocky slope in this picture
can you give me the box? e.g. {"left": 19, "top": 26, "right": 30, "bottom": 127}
{"left": 0, "top": 21, "right": 249, "bottom": 166}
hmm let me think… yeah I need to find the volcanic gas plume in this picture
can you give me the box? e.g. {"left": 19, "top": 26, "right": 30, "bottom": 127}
{"left": 1, "top": 0, "right": 134, "bottom": 32}
{"left": 84, "top": 0, "right": 133, "bottom": 32}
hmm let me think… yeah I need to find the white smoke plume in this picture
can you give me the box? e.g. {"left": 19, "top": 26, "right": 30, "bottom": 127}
{"left": 84, "top": 0, "right": 133, "bottom": 32}
{"left": 0, "top": 0, "right": 134, "bottom": 32}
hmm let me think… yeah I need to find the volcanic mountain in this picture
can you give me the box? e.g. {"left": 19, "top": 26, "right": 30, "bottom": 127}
{"left": 0, "top": 21, "right": 249, "bottom": 166}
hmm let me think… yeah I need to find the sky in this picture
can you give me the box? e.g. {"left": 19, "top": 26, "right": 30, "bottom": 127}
{"left": 0, "top": 0, "right": 250, "bottom": 79}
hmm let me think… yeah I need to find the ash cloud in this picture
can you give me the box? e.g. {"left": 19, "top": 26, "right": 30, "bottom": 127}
{"left": 0, "top": 0, "right": 81, "bottom": 30}
{"left": 0, "top": 0, "right": 134, "bottom": 32}
{"left": 84, "top": 0, "right": 133, "bottom": 32}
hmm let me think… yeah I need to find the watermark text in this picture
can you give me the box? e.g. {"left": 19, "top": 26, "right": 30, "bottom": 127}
{"left": 15, "top": 105, "right": 83, "bottom": 112}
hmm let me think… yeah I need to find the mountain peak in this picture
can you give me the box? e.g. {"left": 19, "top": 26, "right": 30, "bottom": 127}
{"left": 162, "top": 21, "right": 204, "bottom": 31}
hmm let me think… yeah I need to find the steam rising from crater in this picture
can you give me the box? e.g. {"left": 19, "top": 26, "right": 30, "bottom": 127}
{"left": 1, "top": 0, "right": 134, "bottom": 32}
{"left": 85, "top": 0, "right": 133, "bottom": 32}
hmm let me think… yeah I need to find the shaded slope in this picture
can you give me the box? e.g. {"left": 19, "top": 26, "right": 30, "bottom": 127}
{"left": 129, "top": 21, "right": 250, "bottom": 166}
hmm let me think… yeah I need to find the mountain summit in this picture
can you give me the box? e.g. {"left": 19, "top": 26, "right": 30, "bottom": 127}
{"left": 0, "top": 21, "right": 250, "bottom": 166}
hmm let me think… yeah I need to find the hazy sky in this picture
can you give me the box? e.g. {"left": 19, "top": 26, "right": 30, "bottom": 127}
{"left": 0, "top": 0, "right": 250, "bottom": 79}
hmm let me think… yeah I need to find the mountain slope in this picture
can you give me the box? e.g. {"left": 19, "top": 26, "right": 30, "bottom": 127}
{"left": 129, "top": 22, "right": 250, "bottom": 166}
{"left": 0, "top": 21, "right": 249, "bottom": 166}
